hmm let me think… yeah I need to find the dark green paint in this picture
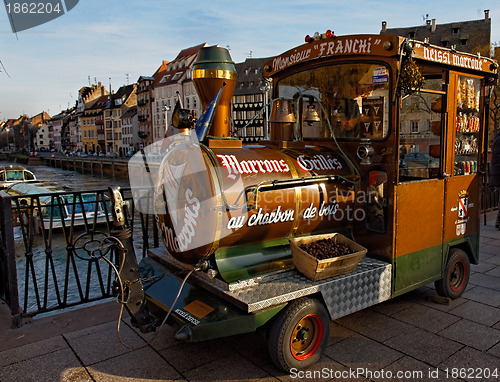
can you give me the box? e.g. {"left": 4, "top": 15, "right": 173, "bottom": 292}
{"left": 394, "top": 244, "right": 442, "bottom": 292}
{"left": 187, "top": 304, "right": 286, "bottom": 342}
{"left": 444, "top": 232, "right": 480, "bottom": 265}
{"left": 392, "top": 233, "right": 480, "bottom": 297}
{"left": 193, "top": 46, "right": 235, "bottom": 70}
{"left": 140, "top": 257, "right": 286, "bottom": 342}
{"left": 215, "top": 238, "right": 293, "bottom": 283}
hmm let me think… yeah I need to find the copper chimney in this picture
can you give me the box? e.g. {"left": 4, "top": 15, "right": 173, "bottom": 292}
{"left": 193, "top": 46, "right": 236, "bottom": 138}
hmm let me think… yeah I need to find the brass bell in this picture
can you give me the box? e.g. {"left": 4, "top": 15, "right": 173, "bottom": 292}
{"left": 304, "top": 104, "right": 321, "bottom": 126}
{"left": 270, "top": 99, "right": 296, "bottom": 140}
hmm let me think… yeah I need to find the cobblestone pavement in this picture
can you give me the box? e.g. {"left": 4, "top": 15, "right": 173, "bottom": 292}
{"left": 1, "top": 213, "right": 499, "bottom": 382}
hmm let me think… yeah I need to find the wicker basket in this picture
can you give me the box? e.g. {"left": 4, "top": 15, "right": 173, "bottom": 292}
{"left": 289, "top": 233, "right": 367, "bottom": 281}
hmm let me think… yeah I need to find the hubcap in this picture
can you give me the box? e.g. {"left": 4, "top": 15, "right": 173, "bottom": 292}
{"left": 449, "top": 260, "right": 466, "bottom": 292}
{"left": 290, "top": 314, "right": 323, "bottom": 360}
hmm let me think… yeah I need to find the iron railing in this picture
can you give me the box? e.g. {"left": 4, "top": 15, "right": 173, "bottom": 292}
{"left": 483, "top": 184, "right": 499, "bottom": 211}
{"left": 0, "top": 187, "right": 160, "bottom": 326}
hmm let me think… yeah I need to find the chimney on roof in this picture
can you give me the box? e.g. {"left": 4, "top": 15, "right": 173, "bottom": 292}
{"left": 485, "top": 9, "right": 490, "bottom": 21}
{"left": 381, "top": 21, "right": 387, "bottom": 32}
{"left": 431, "top": 19, "right": 436, "bottom": 32}
{"left": 426, "top": 19, "right": 431, "bottom": 28}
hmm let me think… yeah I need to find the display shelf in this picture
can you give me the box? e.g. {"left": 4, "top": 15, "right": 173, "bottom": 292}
{"left": 454, "top": 75, "right": 481, "bottom": 176}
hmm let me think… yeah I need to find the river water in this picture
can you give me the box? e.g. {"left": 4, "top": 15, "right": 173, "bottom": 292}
{"left": 0, "top": 160, "right": 131, "bottom": 190}
{"left": 1, "top": 160, "right": 156, "bottom": 315}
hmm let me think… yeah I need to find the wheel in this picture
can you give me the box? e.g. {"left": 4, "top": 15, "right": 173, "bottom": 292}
{"left": 435, "top": 248, "right": 470, "bottom": 299}
{"left": 268, "top": 297, "right": 330, "bottom": 371}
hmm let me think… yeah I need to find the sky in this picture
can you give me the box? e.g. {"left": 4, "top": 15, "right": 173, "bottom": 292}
{"left": 0, "top": 0, "right": 499, "bottom": 120}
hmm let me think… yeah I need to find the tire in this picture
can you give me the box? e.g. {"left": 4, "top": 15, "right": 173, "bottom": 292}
{"left": 435, "top": 248, "right": 470, "bottom": 299}
{"left": 268, "top": 297, "right": 330, "bottom": 372}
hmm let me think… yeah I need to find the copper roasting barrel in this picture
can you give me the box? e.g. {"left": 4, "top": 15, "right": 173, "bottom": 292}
{"left": 154, "top": 142, "right": 357, "bottom": 265}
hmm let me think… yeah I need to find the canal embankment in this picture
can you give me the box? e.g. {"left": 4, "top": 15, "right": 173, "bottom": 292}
{"left": 39, "top": 156, "right": 130, "bottom": 181}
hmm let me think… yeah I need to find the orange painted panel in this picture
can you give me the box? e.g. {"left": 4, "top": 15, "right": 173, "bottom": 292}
{"left": 394, "top": 179, "right": 445, "bottom": 257}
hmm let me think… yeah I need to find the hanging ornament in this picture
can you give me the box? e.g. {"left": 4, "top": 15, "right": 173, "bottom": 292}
{"left": 396, "top": 41, "right": 424, "bottom": 97}
{"left": 399, "top": 55, "right": 424, "bottom": 96}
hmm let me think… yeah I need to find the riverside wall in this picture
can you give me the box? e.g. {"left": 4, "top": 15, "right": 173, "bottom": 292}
{"left": 40, "top": 156, "right": 130, "bottom": 180}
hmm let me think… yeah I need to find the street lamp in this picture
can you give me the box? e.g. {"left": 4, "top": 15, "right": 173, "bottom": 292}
{"left": 5, "top": 126, "right": 15, "bottom": 151}
{"left": 260, "top": 79, "right": 271, "bottom": 140}
{"left": 164, "top": 105, "right": 171, "bottom": 137}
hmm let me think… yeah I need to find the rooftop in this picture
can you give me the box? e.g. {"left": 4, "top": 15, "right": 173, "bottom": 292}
{"left": 233, "top": 57, "right": 270, "bottom": 96}
{"left": 381, "top": 10, "right": 492, "bottom": 55}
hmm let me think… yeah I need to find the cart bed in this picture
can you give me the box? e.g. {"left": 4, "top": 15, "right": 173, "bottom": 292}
{"left": 147, "top": 248, "right": 392, "bottom": 320}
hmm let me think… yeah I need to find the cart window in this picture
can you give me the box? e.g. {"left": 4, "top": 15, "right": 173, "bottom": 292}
{"left": 366, "top": 170, "right": 387, "bottom": 233}
{"left": 399, "top": 78, "right": 445, "bottom": 181}
{"left": 276, "top": 63, "right": 390, "bottom": 140}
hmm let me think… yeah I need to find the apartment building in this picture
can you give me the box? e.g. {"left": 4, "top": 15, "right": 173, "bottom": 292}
{"left": 81, "top": 95, "right": 108, "bottom": 153}
{"left": 232, "top": 57, "right": 270, "bottom": 141}
{"left": 49, "top": 111, "right": 67, "bottom": 151}
{"left": 137, "top": 71, "right": 161, "bottom": 148}
{"left": 76, "top": 83, "right": 109, "bottom": 152}
{"left": 153, "top": 43, "right": 207, "bottom": 140}
{"left": 60, "top": 108, "right": 75, "bottom": 151}
{"left": 121, "top": 105, "right": 138, "bottom": 153}
{"left": 103, "top": 84, "right": 137, "bottom": 155}
{"left": 67, "top": 113, "right": 79, "bottom": 150}
{"left": 29, "top": 111, "right": 51, "bottom": 150}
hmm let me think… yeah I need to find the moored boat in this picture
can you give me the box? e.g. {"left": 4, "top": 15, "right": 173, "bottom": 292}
{"left": 3, "top": 181, "right": 110, "bottom": 230}
{"left": 0, "top": 165, "right": 37, "bottom": 189}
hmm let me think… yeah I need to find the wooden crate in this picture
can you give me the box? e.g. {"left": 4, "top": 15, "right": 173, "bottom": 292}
{"left": 289, "top": 233, "right": 367, "bottom": 281}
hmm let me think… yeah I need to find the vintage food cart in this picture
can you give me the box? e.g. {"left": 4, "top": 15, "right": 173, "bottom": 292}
{"left": 111, "top": 33, "right": 498, "bottom": 371}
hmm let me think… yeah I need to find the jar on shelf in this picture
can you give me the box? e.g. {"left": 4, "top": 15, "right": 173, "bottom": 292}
{"left": 457, "top": 81, "right": 462, "bottom": 108}
{"left": 456, "top": 112, "right": 462, "bottom": 132}
{"left": 466, "top": 79, "right": 475, "bottom": 109}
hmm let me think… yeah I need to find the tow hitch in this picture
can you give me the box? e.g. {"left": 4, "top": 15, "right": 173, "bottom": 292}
{"left": 108, "top": 187, "right": 157, "bottom": 333}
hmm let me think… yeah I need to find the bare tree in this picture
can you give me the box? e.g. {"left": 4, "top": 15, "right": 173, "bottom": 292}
{"left": 488, "top": 43, "right": 500, "bottom": 144}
